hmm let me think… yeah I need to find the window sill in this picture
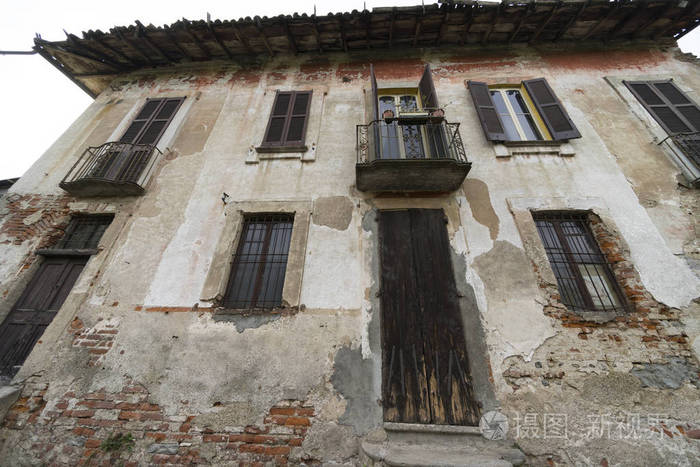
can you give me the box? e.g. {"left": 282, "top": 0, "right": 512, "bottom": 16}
{"left": 494, "top": 141, "right": 574, "bottom": 158}
{"left": 36, "top": 248, "right": 99, "bottom": 257}
{"left": 247, "top": 144, "right": 316, "bottom": 163}
{"left": 255, "top": 144, "right": 308, "bottom": 154}
{"left": 563, "top": 306, "right": 630, "bottom": 324}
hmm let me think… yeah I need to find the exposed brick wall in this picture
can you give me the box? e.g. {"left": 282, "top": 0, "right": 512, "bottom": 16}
{"left": 505, "top": 212, "right": 698, "bottom": 390}
{"left": 0, "top": 193, "right": 73, "bottom": 248}
{"left": 70, "top": 317, "right": 119, "bottom": 367}
{"left": 0, "top": 377, "right": 318, "bottom": 466}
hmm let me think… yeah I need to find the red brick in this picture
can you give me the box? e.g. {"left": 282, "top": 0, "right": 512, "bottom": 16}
{"left": 118, "top": 411, "right": 141, "bottom": 420}
{"left": 288, "top": 438, "right": 303, "bottom": 446}
{"left": 73, "top": 427, "right": 96, "bottom": 437}
{"left": 265, "top": 446, "right": 291, "bottom": 455}
{"left": 269, "top": 407, "right": 295, "bottom": 416}
{"left": 85, "top": 439, "right": 101, "bottom": 448}
{"left": 115, "top": 402, "right": 138, "bottom": 410}
{"left": 89, "top": 348, "right": 109, "bottom": 355}
{"left": 285, "top": 416, "right": 310, "bottom": 426}
{"left": 239, "top": 444, "right": 266, "bottom": 454}
{"left": 204, "top": 434, "right": 227, "bottom": 443}
{"left": 295, "top": 408, "right": 314, "bottom": 416}
{"left": 78, "top": 400, "right": 115, "bottom": 409}
{"left": 138, "top": 403, "right": 160, "bottom": 411}
{"left": 66, "top": 409, "right": 95, "bottom": 418}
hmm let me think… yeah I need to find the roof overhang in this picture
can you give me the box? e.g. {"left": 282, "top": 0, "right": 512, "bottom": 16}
{"left": 33, "top": 0, "right": 700, "bottom": 97}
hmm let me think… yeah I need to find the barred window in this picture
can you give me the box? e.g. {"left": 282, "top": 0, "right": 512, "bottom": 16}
{"left": 223, "top": 214, "right": 294, "bottom": 309}
{"left": 533, "top": 212, "right": 626, "bottom": 312}
{"left": 56, "top": 215, "right": 113, "bottom": 250}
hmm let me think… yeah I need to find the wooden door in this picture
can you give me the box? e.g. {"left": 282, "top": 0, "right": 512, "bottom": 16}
{"left": 379, "top": 209, "right": 480, "bottom": 426}
{"left": 0, "top": 256, "right": 87, "bottom": 379}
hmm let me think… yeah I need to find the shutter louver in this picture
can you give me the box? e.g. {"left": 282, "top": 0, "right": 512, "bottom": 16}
{"left": 523, "top": 78, "right": 581, "bottom": 140}
{"left": 419, "top": 64, "right": 439, "bottom": 109}
{"left": 262, "top": 91, "right": 312, "bottom": 147}
{"left": 468, "top": 81, "right": 507, "bottom": 141}
{"left": 624, "top": 80, "right": 699, "bottom": 135}
{"left": 119, "top": 98, "right": 184, "bottom": 145}
{"left": 286, "top": 91, "right": 312, "bottom": 143}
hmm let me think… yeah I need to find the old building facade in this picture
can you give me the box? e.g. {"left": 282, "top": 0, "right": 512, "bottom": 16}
{"left": 1, "top": 1, "right": 699, "bottom": 465}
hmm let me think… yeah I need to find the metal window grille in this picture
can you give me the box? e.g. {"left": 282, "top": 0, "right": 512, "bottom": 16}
{"left": 223, "top": 214, "right": 294, "bottom": 310}
{"left": 56, "top": 215, "right": 113, "bottom": 250}
{"left": 533, "top": 211, "right": 627, "bottom": 313}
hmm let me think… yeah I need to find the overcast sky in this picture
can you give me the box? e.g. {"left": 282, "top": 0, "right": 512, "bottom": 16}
{"left": 1, "top": 1, "right": 699, "bottom": 180}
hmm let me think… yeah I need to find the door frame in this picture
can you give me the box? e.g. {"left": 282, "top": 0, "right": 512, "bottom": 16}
{"left": 364, "top": 202, "right": 499, "bottom": 428}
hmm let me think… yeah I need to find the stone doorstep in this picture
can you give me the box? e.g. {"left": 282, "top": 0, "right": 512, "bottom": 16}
{"left": 0, "top": 384, "right": 22, "bottom": 424}
{"left": 360, "top": 422, "right": 525, "bottom": 467}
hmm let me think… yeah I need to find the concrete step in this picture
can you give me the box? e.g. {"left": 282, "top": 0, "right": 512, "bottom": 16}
{"left": 360, "top": 423, "right": 525, "bottom": 467}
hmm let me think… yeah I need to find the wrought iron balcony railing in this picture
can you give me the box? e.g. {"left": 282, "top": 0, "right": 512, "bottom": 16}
{"left": 60, "top": 142, "right": 162, "bottom": 196}
{"left": 356, "top": 120, "right": 471, "bottom": 192}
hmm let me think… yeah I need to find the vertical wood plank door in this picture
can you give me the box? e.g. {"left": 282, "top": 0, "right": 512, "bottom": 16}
{"left": 379, "top": 209, "right": 480, "bottom": 426}
{"left": 0, "top": 256, "right": 87, "bottom": 380}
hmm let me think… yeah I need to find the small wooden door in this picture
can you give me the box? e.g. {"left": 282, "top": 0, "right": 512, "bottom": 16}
{"left": 0, "top": 256, "right": 87, "bottom": 379}
{"left": 379, "top": 209, "right": 480, "bottom": 426}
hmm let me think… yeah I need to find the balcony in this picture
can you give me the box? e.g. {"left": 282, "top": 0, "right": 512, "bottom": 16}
{"left": 60, "top": 142, "right": 162, "bottom": 196}
{"left": 356, "top": 119, "right": 471, "bottom": 193}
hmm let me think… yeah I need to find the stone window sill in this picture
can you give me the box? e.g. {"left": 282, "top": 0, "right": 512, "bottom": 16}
{"left": 247, "top": 143, "right": 316, "bottom": 163}
{"left": 494, "top": 140, "right": 575, "bottom": 158}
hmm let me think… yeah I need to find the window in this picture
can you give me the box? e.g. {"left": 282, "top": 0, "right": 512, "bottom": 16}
{"left": 468, "top": 78, "right": 581, "bottom": 142}
{"left": 0, "top": 215, "right": 111, "bottom": 380}
{"left": 56, "top": 215, "right": 113, "bottom": 250}
{"left": 489, "top": 88, "right": 547, "bottom": 141}
{"left": 222, "top": 214, "right": 294, "bottom": 309}
{"left": 259, "top": 91, "right": 312, "bottom": 151}
{"left": 532, "top": 212, "right": 626, "bottom": 312}
{"left": 89, "top": 97, "right": 184, "bottom": 182}
{"left": 624, "top": 80, "right": 700, "bottom": 172}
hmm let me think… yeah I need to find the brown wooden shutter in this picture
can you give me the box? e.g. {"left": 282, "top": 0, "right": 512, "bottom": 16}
{"left": 419, "top": 64, "right": 439, "bottom": 109}
{"left": 467, "top": 81, "right": 507, "bottom": 141}
{"left": 120, "top": 97, "right": 184, "bottom": 145}
{"left": 370, "top": 64, "right": 380, "bottom": 159}
{"left": 523, "top": 78, "right": 581, "bottom": 140}
{"left": 285, "top": 91, "right": 312, "bottom": 144}
{"left": 262, "top": 91, "right": 312, "bottom": 147}
{"left": 624, "top": 80, "right": 699, "bottom": 134}
{"left": 370, "top": 64, "right": 379, "bottom": 121}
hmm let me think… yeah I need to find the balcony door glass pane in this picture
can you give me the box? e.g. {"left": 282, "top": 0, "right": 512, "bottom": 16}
{"left": 379, "top": 96, "right": 400, "bottom": 159}
{"left": 399, "top": 95, "right": 425, "bottom": 159}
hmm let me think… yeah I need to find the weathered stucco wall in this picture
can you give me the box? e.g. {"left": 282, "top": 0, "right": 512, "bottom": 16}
{"left": 0, "top": 42, "right": 699, "bottom": 466}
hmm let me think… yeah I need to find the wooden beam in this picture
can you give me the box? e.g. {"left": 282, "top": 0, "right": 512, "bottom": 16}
{"left": 530, "top": 1, "right": 561, "bottom": 43}
{"left": 255, "top": 19, "right": 275, "bottom": 56}
{"left": 654, "top": 1, "right": 700, "bottom": 39}
{"left": 365, "top": 11, "right": 372, "bottom": 49}
{"left": 605, "top": 3, "right": 644, "bottom": 41}
{"left": 582, "top": 1, "right": 620, "bottom": 41}
{"left": 339, "top": 15, "right": 349, "bottom": 52}
{"left": 42, "top": 41, "right": 122, "bottom": 72}
{"left": 115, "top": 27, "right": 155, "bottom": 66}
{"left": 311, "top": 17, "right": 323, "bottom": 53}
{"left": 413, "top": 16, "right": 422, "bottom": 47}
{"left": 33, "top": 43, "right": 96, "bottom": 98}
{"left": 206, "top": 13, "right": 234, "bottom": 59}
{"left": 92, "top": 34, "right": 138, "bottom": 66}
{"left": 161, "top": 27, "right": 193, "bottom": 61}
{"left": 461, "top": 3, "right": 475, "bottom": 46}
{"left": 64, "top": 32, "right": 124, "bottom": 71}
{"left": 135, "top": 21, "right": 174, "bottom": 63}
{"left": 554, "top": 0, "right": 588, "bottom": 41}
{"left": 509, "top": 2, "right": 534, "bottom": 44}
{"left": 389, "top": 9, "right": 396, "bottom": 47}
{"left": 231, "top": 23, "right": 255, "bottom": 55}
{"left": 283, "top": 21, "right": 298, "bottom": 54}
{"left": 180, "top": 20, "right": 211, "bottom": 59}
{"left": 482, "top": 2, "right": 501, "bottom": 45}
{"left": 436, "top": 5, "right": 449, "bottom": 45}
